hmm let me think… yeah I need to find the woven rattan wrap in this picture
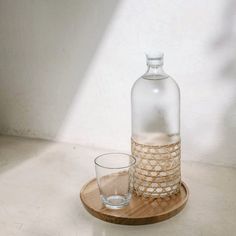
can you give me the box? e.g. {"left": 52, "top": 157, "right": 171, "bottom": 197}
{"left": 131, "top": 138, "right": 181, "bottom": 198}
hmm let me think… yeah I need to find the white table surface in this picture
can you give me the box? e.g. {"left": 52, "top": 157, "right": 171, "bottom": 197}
{"left": 0, "top": 136, "right": 235, "bottom": 236}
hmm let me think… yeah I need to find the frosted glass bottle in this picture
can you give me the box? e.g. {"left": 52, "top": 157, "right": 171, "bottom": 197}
{"left": 131, "top": 53, "right": 181, "bottom": 198}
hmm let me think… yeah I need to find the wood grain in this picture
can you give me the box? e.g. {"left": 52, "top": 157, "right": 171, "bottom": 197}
{"left": 80, "top": 178, "right": 189, "bottom": 225}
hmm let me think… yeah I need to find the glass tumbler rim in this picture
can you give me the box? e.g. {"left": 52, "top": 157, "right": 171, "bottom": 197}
{"left": 94, "top": 152, "right": 136, "bottom": 170}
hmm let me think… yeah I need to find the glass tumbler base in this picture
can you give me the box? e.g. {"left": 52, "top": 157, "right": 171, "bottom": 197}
{"left": 101, "top": 194, "right": 131, "bottom": 209}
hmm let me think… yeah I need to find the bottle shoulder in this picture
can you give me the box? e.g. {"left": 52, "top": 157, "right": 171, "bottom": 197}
{"left": 132, "top": 75, "right": 180, "bottom": 95}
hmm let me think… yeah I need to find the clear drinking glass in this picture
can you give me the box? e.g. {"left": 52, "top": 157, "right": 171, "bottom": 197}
{"left": 94, "top": 153, "right": 136, "bottom": 209}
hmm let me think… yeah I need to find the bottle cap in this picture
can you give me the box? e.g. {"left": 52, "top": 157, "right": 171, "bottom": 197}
{"left": 145, "top": 51, "right": 164, "bottom": 66}
{"left": 145, "top": 51, "right": 164, "bottom": 60}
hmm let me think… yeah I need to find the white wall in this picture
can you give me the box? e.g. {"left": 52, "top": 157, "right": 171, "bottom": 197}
{"left": 0, "top": 0, "right": 235, "bottom": 167}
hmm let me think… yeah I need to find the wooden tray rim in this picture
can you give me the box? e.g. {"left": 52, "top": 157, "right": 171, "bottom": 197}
{"left": 80, "top": 178, "right": 189, "bottom": 225}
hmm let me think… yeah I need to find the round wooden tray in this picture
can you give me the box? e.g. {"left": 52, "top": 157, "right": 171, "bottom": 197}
{"left": 80, "top": 179, "right": 189, "bottom": 225}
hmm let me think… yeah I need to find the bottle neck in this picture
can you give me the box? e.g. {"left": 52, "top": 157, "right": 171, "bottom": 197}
{"left": 144, "top": 53, "right": 167, "bottom": 79}
{"left": 145, "top": 64, "right": 165, "bottom": 76}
